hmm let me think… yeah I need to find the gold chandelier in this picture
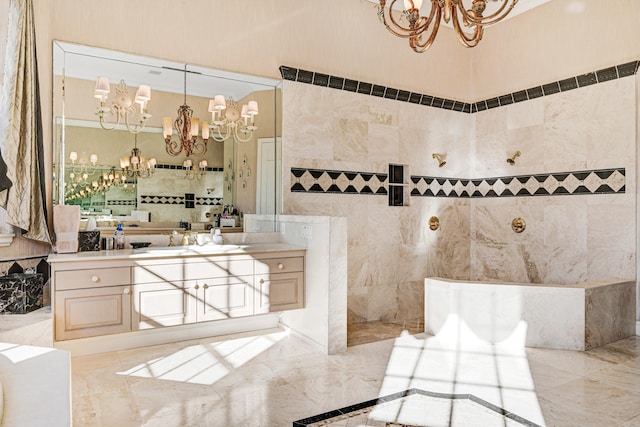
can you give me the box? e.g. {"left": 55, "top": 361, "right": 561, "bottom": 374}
{"left": 163, "top": 67, "right": 207, "bottom": 157}
{"left": 377, "top": 0, "right": 518, "bottom": 53}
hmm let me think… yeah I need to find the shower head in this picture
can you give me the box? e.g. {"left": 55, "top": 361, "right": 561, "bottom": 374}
{"left": 432, "top": 153, "right": 446, "bottom": 168}
{"left": 507, "top": 151, "right": 521, "bottom": 165}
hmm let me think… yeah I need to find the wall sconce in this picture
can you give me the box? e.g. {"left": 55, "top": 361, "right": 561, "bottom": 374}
{"left": 183, "top": 159, "right": 207, "bottom": 181}
{"left": 94, "top": 78, "right": 152, "bottom": 134}
{"left": 507, "top": 151, "right": 521, "bottom": 165}
{"left": 69, "top": 151, "right": 98, "bottom": 175}
{"left": 432, "top": 153, "right": 446, "bottom": 168}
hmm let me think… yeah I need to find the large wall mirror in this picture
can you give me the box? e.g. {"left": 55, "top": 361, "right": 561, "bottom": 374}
{"left": 52, "top": 41, "right": 282, "bottom": 231}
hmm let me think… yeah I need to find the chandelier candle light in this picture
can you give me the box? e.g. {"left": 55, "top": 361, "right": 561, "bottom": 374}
{"left": 377, "top": 0, "right": 518, "bottom": 53}
{"left": 120, "top": 133, "right": 156, "bottom": 178}
{"left": 94, "top": 77, "right": 152, "bottom": 133}
{"left": 69, "top": 151, "right": 98, "bottom": 175}
{"left": 206, "top": 96, "right": 259, "bottom": 143}
{"left": 183, "top": 159, "right": 207, "bottom": 180}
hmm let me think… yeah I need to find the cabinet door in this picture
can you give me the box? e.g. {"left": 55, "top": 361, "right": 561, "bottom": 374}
{"left": 55, "top": 285, "right": 131, "bottom": 340}
{"left": 132, "top": 281, "right": 197, "bottom": 330}
{"left": 254, "top": 272, "right": 304, "bottom": 314}
{"left": 197, "top": 276, "right": 254, "bottom": 322}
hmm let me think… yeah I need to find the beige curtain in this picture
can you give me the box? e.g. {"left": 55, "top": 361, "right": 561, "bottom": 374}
{"left": 0, "top": 0, "right": 51, "bottom": 244}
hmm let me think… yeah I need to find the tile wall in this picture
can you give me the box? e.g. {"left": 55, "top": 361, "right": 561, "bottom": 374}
{"left": 281, "top": 63, "right": 638, "bottom": 325}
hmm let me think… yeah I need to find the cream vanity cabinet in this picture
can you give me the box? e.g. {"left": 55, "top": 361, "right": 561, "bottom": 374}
{"left": 131, "top": 257, "right": 256, "bottom": 329}
{"left": 53, "top": 261, "right": 132, "bottom": 340}
{"left": 48, "top": 246, "right": 305, "bottom": 343}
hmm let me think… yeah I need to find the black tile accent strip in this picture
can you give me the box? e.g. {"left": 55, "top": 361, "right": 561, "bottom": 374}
{"left": 279, "top": 60, "right": 639, "bottom": 114}
{"left": 292, "top": 388, "right": 542, "bottom": 427}
{"left": 290, "top": 167, "right": 625, "bottom": 199}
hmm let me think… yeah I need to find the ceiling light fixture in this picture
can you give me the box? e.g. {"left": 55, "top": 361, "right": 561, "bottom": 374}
{"left": 163, "top": 67, "right": 207, "bottom": 157}
{"left": 377, "top": 0, "right": 518, "bottom": 53}
{"left": 205, "top": 96, "right": 259, "bottom": 143}
{"left": 94, "top": 78, "right": 152, "bottom": 133}
{"left": 120, "top": 132, "right": 156, "bottom": 178}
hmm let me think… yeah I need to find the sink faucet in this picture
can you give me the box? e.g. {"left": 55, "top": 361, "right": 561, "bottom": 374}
{"left": 169, "top": 230, "right": 178, "bottom": 247}
{"left": 181, "top": 232, "right": 190, "bottom": 246}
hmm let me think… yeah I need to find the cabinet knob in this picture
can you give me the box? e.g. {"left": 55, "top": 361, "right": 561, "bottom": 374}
{"left": 203, "top": 284, "right": 209, "bottom": 289}
{"left": 278, "top": 263, "right": 284, "bottom": 269}
{"left": 123, "top": 288, "right": 130, "bottom": 294}
{"left": 194, "top": 284, "right": 200, "bottom": 290}
{"left": 91, "top": 275, "right": 99, "bottom": 282}
{"left": 259, "top": 278, "right": 265, "bottom": 285}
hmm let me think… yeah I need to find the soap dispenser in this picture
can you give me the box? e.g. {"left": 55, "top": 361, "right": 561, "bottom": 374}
{"left": 213, "top": 228, "right": 224, "bottom": 245}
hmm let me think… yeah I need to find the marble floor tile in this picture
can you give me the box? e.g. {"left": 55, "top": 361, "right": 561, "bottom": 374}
{"left": 70, "top": 329, "right": 640, "bottom": 427}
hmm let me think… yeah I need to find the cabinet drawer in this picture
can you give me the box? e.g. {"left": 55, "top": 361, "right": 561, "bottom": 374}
{"left": 255, "top": 272, "right": 304, "bottom": 313}
{"left": 56, "top": 267, "right": 130, "bottom": 290}
{"left": 133, "top": 259, "right": 253, "bottom": 283}
{"left": 55, "top": 285, "right": 131, "bottom": 340}
{"left": 255, "top": 257, "right": 304, "bottom": 276}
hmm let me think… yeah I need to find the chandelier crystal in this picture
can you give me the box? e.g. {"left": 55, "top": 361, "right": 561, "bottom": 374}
{"left": 377, "top": 0, "right": 518, "bottom": 53}
{"left": 163, "top": 67, "right": 207, "bottom": 157}
{"left": 94, "top": 78, "right": 152, "bottom": 133}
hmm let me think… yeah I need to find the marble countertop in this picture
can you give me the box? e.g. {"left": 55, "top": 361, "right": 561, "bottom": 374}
{"left": 48, "top": 242, "right": 306, "bottom": 263}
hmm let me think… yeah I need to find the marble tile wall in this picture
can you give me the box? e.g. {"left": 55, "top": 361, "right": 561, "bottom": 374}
{"left": 282, "top": 81, "right": 472, "bottom": 325}
{"left": 282, "top": 64, "right": 638, "bottom": 326}
{"left": 136, "top": 168, "right": 224, "bottom": 223}
{"left": 471, "top": 77, "right": 636, "bottom": 284}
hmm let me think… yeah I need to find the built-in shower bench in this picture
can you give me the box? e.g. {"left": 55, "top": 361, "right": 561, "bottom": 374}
{"left": 424, "top": 277, "right": 636, "bottom": 350}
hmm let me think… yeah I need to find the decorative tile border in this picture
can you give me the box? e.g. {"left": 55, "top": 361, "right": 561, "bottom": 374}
{"left": 290, "top": 167, "right": 625, "bottom": 198}
{"left": 155, "top": 164, "right": 223, "bottom": 172}
{"left": 292, "top": 388, "right": 541, "bottom": 427}
{"left": 411, "top": 168, "right": 625, "bottom": 198}
{"left": 291, "top": 167, "right": 388, "bottom": 195}
{"left": 140, "top": 194, "right": 222, "bottom": 206}
{"left": 279, "top": 60, "right": 639, "bottom": 114}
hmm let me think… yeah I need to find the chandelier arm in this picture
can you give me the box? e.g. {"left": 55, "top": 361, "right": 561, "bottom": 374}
{"left": 233, "top": 127, "right": 254, "bottom": 143}
{"left": 124, "top": 105, "right": 147, "bottom": 134}
{"left": 380, "top": 0, "right": 434, "bottom": 38}
{"left": 410, "top": 5, "right": 442, "bottom": 52}
{"left": 455, "top": 0, "right": 517, "bottom": 26}
{"left": 97, "top": 106, "right": 122, "bottom": 131}
{"left": 210, "top": 126, "right": 231, "bottom": 142}
{"left": 451, "top": 6, "right": 483, "bottom": 47}
{"left": 165, "top": 138, "right": 183, "bottom": 156}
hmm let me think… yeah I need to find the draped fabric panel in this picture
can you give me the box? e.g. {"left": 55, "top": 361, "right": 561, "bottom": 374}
{"left": 0, "top": 0, "right": 51, "bottom": 244}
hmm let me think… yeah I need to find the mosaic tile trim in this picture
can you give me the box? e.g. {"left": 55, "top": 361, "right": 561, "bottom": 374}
{"left": 411, "top": 168, "right": 625, "bottom": 198}
{"left": 290, "top": 167, "right": 388, "bottom": 195}
{"left": 279, "top": 60, "right": 639, "bottom": 114}
{"left": 155, "top": 164, "right": 223, "bottom": 172}
{"left": 290, "top": 167, "right": 625, "bottom": 198}
{"left": 140, "top": 194, "right": 223, "bottom": 206}
{"left": 292, "top": 388, "right": 541, "bottom": 427}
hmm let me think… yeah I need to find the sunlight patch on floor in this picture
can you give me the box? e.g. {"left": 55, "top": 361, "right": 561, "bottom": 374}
{"left": 117, "top": 330, "right": 288, "bottom": 385}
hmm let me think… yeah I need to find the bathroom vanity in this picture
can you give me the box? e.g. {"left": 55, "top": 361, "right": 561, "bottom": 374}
{"left": 47, "top": 243, "right": 305, "bottom": 354}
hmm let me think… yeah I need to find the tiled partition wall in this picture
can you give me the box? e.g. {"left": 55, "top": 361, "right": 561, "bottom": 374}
{"left": 281, "top": 63, "right": 638, "bottom": 326}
